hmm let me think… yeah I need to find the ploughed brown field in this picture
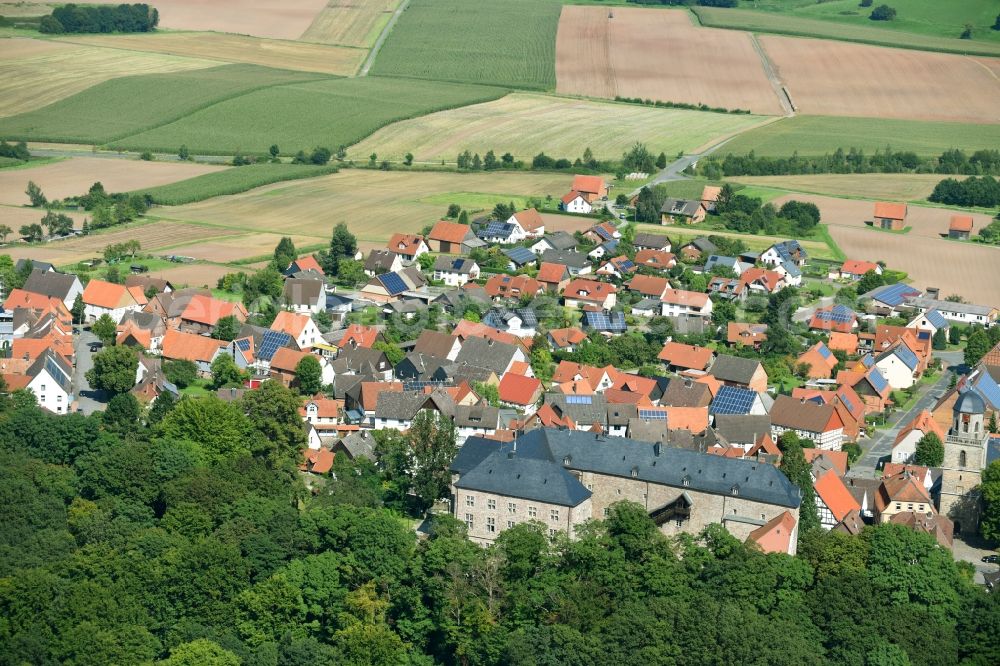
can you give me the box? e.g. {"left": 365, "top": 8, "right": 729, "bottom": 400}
{"left": 538, "top": 213, "right": 599, "bottom": 234}
{"left": 163, "top": 233, "right": 320, "bottom": 263}
{"left": 772, "top": 193, "right": 996, "bottom": 240}
{"left": 771, "top": 193, "right": 1000, "bottom": 305}
{"left": 145, "top": 263, "right": 234, "bottom": 289}
{"left": 555, "top": 6, "right": 785, "bottom": 115}
{"left": 760, "top": 35, "right": 1000, "bottom": 123}
{"left": 830, "top": 225, "right": 1000, "bottom": 306}
{"left": 0, "top": 157, "right": 226, "bottom": 207}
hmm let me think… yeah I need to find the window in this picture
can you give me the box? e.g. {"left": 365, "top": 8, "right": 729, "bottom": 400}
{"left": 959, "top": 451, "right": 967, "bottom": 467}
{"left": 528, "top": 506, "right": 537, "bottom": 518}
{"left": 895, "top": 503, "right": 902, "bottom": 510}
{"left": 550, "top": 509, "right": 560, "bottom": 522}
{"left": 675, "top": 518, "right": 684, "bottom": 528}
{"left": 507, "top": 521, "right": 515, "bottom": 529}
{"left": 466, "top": 495, "right": 475, "bottom": 507}
{"left": 465, "top": 513, "right": 473, "bottom": 530}
{"left": 603, "top": 508, "right": 610, "bottom": 517}
{"left": 487, "top": 499, "right": 496, "bottom": 510}
{"left": 486, "top": 517, "right": 495, "bottom": 533}
{"left": 508, "top": 502, "right": 517, "bottom": 514}
{"left": 549, "top": 529, "right": 557, "bottom": 537}
{"left": 907, "top": 504, "right": 913, "bottom": 511}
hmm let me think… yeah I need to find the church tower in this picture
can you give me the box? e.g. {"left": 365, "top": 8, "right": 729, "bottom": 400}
{"left": 939, "top": 389, "right": 988, "bottom": 534}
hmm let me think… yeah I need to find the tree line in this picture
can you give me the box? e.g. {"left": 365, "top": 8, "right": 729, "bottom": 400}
{"left": 627, "top": 0, "right": 738, "bottom": 7}
{"left": 0, "top": 381, "right": 996, "bottom": 665}
{"left": 929, "top": 176, "right": 1000, "bottom": 208}
{"left": 39, "top": 3, "right": 158, "bottom": 34}
{"left": 696, "top": 148, "right": 1000, "bottom": 179}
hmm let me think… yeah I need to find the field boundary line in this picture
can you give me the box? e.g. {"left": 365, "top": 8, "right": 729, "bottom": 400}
{"left": 748, "top": 33, "right": 793, "bottom": 117}
{"left": 360, "top": 0, "right": 411, "bottom": 77}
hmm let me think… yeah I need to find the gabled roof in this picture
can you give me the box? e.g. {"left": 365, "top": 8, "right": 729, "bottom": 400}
{"left": 711, "top": 354, "right": 764, "bottom": 385}
{"left": 413, "top": 329, "right": 459, "bottom": 358}
{"left": 876, "top": 471, "right": 932, "bottom": 513}
{"left": 270, "top": 311, "right": 314, "bottom": 340}
{"left": 563, "top": 278, "right": 617, "bottom": 301}
{"left": 537, "top": 261, "right": 569, "bottom": 284}
{"left": 894, "top": 410, "right": 946, "bottom": 448}
{"left": 288, "top": 255, "right": 324, "bottom": 276}
{"left": 498, "top": 372, "right": 542, "bottom": 406}
{"left": 456, "top": 449, "right": 591, "bottom": 507}
{"left": 339, "top": 324, "right": 380, "bottom": 349}
{"left": 26, "top": 349, "right": 73, "bottom": 393}
{"left": 269, "top": 347, "right": 311, "bottom": 373}
{"left": 433, "top": 255, "right": 478, "bottom": 273}
{"left": 874, "top": 201, "right": 907, "bottom": 220}
{"left": 22, "top": 270, "right": 79, "bottom": 301}
{"left": 387, "top": 233, "right": 426, "bottom": 256}
{"left": 429, "top": 221, "right": 474, "bottom": 244}
{"left": 633, "top": 232, "right": 672, "bottom": 249}
{"left": 161, "top": 329, "right": 226, "bottom": 364}
{"left": 548, "top": 327, "right": 587, "bottom": 348}
{"left": 660, "top": 198, "right": 703, "bottom": 217}
{"left": 510, "top": 207, "right": 545, "bottom": 232}
{"left": 634, "top": 249, "right": 675, "bottom": 269}
{"left": 840, "top": 259, "right": 880, "bottom": 275}
{"left": 541, "top": 248, "right": 589, "bottom": 269}
{"left": 485, "top": 273, "right": 542, "bottom": 299}
{"left": 814, "top": 470, "right": 861, "bottom": 522}
{"left": 180, "top": 294, "right": 247, "bottom": 326}
{"left": 82, "top": 279, "right": 135, "bottom": 310}
{"left": 571, "top": 174, "right": 606, "bottom": 195}
{"left": 747, "top": 511, "right": 796, "bottom": 554}
{"left": 626, "top": 275, "right": 669, "bottom": 298}
{"left": 453, "top": 336, "right": 520, "bottom": 375}
{"left": 283, "top": 278, "right": 324, "bottom": 306}
{"left": 658, "top": 342, "right": 714, "bottom": 370}
{"left": 770, "top": 395, "right": 842, "bottom": 433}
{"left": 949, "top": 215, "right": 974, "bottom": 232}
{"left": 661, "top": 288, "right": 709, "bottom": 308}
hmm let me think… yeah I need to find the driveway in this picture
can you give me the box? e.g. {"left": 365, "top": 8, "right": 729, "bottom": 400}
{"left": 73, "top": 328, "right": 109, "bottom": 415}
{"left": 952, "top": 534, "right": 998, "bottom": 585}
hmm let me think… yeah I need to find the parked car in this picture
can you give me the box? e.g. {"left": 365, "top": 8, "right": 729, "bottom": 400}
{"left": 982, "top": 554, "right": 999, "bottom": 564}
{"left": 89, "top": 342, "right": 103, "bottom": 352}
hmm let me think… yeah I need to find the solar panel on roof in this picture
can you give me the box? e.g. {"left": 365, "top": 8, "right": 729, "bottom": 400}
{"left": 504, "top": 247, "right": 536, "bottom": 264}
{"left": 867, "top": 368, "right": 888, "bottom": 392}
{"left": 709, "top": 385, "right": 756, "bottom": 415}
{"left": 974, "top": 371, "right": 1000, "bottom": 409}
{"left": 638, "top": 409, "right": 667, "bottom": 420}
{"left": 925, "top": 309, "right": 948, "bottom": 329}
{"left": 817, "top": 344, "right": 832, "bottom": 360}
{"left": 619, "top": 259, "right": 635, "bottom": 271}
{"left": 483, "top": 222, "right": 513, "bottom": 238}
{"left": 594, "top": 226, "right": 613, "bottom": 240}
{"left": 838, "top": 391, "right": 856, "bottom": 414}
{"left": 874, "top": 283, "right": 918, "bottom": 306}
{"left": 565, "top": 395, "right": 593, "bottom": 405}
{"left": 894, "top": 345, "right": 919, "bottom": 370}
{"left": 235, "top": 338, "right": 251, "bottom": 351}
{"left": 380, "top": 272, "right": 408, "bottom": 295}
{"left": 584, "top": 311, "right": 625, "bottom": 332}
{"left": 258, "top": 330, "right": 291, "bottom": 361}
{"left": 861, "top": 354, "right": 875, "bottom": 368}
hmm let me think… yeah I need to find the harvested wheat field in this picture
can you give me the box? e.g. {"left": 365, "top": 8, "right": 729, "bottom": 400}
{"left": 352, "top": 93, "right": 771, "bottom": 163}
{"left": 760, "top": 35, "right": 1000, "bottom": 123}
{"left": 158, "top": 170, "right": 576, "bottom": 245}
{"left": 556, "top": 6, "right": 784, "bottom": 115}
{"left": 16, "top": 0, "right": 331, "bottom": 39}
{"left": 146, "top": 263, "right": 235, "bottom": 289}
{"left": 0, "top": 221, "right": 243, "bottom": 266}
{"left": 829, "top": 225, "right": 1000, "bottom": 305}
{"left": 160, "top": 232, "right": 320, "bottom": 263}
{"left": 733, "top": 174, "right": 948, "bottom": 203}
{"left": 772, "top": 193, "right": 996, "bottom": 240}
{"left": 0, "top": 158, "right": 227, "bottom": 207}
{"left": 54, "top": 33, "right": 365, "bottom": 76}
{"left": 0, "top": 38, "right": 215, "bottom": 117}
{"left": 538, "top": 213, "right": 599, "bottom": 233}
{"left": 300, "top": 0, "right": 400, "bottom": 47}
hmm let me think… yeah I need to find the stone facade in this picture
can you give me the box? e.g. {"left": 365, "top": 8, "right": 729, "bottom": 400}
{"left": 454, "top": 486, "right": 592, "bottom": 545}
{"left": 939, "top": 394, "right": 989, "bottom": 535}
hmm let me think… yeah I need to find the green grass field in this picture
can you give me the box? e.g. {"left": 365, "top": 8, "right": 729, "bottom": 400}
{"left": 110, "top": 76, "right": 506, "bottom": 155}
{"left": 135, "top": 163, "right": 341, "bottom": 205}
{"left": 371, "top": 0, "right": 561, "bottom": 89}
{"left": 720, "top": 115, "right": 1000, "bottom": 157}
{"left": 0, "top": 64, "right": 328, "bottom": 145}
{"left": 694, "top": 3, "right": 1000, "bottom": 57}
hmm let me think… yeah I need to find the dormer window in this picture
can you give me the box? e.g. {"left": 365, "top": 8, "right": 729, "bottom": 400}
{"left": 682, "top": 475, "right": 690, "bottom": 487}
{"left": 730, "top": 485, "right": 739, "bottom": 496}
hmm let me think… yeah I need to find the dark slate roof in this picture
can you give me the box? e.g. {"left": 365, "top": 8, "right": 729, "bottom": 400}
{"left": 455, "top": 450, "right": 591, "bottom": 507}
{"left": 22, "top": 270, "right": 78, "bottom": 301}
{"left": 713, "top": 415, "right": 772, "bottom": 446}
{"left": 453, "top": 403, "right": 500, "bottom": 429}
{"left": 633, "top": 232, "right": 672, "bottom": 249}
{"left": 710, "top": 354, "right": 762, "bottom": 385}
{"left": 537, "top": 231, "right": 577, "bottom": 251}
{"left": 659, "top": 378, "right": 712, "bottom": 408}
{"left": 374, "top": 390, "right": 455, "bottom": 420}
{"left": 541, "top": 249, "right": 590, "bottom": 269}
{"left": 365, "top": 249, "right": 398, "bottom": 273}
{"left": 456, "top": 429, "right": 800, "bottom": 509}
{"left": 338, "top": 431, "right": 376, "bottom": 459}
{"left": 545, "top": 392, "right": 609, "bottom": 426}
{"left": 453, "top": 336, "right": 519, "bottom": 375}
{"left": 15, "top": 259, "right": 54, "bottom": 273}
{"left": 283, "top": 278, "right": 324, "bottom": 306}
{"left": 660, "top": 198, "right": 703, "bottom": 217}
{"left": 686, "top": 237, "right": 717, "bottom": 253}
{"left": 433, "top": 255, "right": 478, "bottom": 274}
{"left": 433, "top": 287, "right": 491, "bottom": 311}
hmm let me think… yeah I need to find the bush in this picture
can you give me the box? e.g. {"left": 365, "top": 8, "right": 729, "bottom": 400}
{"left": 870, "top": 5, "right": 896, "bottom": 21}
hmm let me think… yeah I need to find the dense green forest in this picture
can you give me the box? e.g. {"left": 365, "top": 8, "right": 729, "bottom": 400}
{"left": 1, "top": 384, "right": 999, "bottom": 665}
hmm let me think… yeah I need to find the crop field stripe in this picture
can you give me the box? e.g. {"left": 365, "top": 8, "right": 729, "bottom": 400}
{"left": 691, "top": 7, "right": 1000, "bottom": 58}
{"left": 135, "top": 163, "right": 341, "bottom": 205}
{"left": 109, "top": 76, "right": 508, "bottom": 156}
{"left": 371, "top": 0, "right": 561, "bottom": 90}
{"left": 0, "top": 64, "right": 334, "bottom": 145}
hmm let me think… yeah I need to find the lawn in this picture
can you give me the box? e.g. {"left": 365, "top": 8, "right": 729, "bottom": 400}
{"left": 730, "top": 174, "right": 948, "bottom": 202}
{"left": 0, "top": 64, "right": 329, "bottom": 144}
{"left": 135, "top": 163, "right": 341, "bottom": 205}
{"left": 693, "top": 3, "right": 1000, "bottom": 57}
{"left": 110, "top": 76, "right": 506, "bottom": 155}
{"left": 635, "top": 222, "right": 842, "bottom": 261}
{"left": 371, "top": 0, "right": 562, "bottom": 90}
{"left": 720, "top": 115, "right": 1000, "bottom": 157}
{"left": 351, "top": 92, "right": 771, "bottom": 163}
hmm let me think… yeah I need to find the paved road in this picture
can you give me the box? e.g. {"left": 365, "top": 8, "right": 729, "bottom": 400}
{"left": 626, "top": 136, "right": 739, "bottom": 198}
{"left": 73, "top": 328, "right": 109, "bottom": 415}
{"left": 848, "top": 350, "right": 962, "bottom": 477}
{"left": 359, "top": 0, "right": 411, "bottom": 77}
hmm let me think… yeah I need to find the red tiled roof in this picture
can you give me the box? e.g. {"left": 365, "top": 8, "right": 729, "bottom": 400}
{"left": 802, "top": 448, "right": 849, "bottom": 476}
{"left": 387, "top": 233, "right": 426, "bottom": 256}
{"left": 747, "top": 510, "right": 796, "bottom": 554}
{"left": 657, "top": 342, "right": 713, "bottom": 370}
{"left": 301, "top": 447, "right": 334, "bottom": 474}
{"left": 571, "top": 175, "right": 606, "bottom": 195}
{"left": 728, "top": 321, "right": 768, "bottom": 346}
{"left": 739, "top": 268, "right": 783, "bottom": 293}
{"left": 498, "top": 373, "right": 542, "bottom": 406}
{"left": 626, "top": 274, "right": 669, "bottom": 298}
{"left": 271, "top": 310, "right": 312, "bottom": 339}
{"left": 290, "top": 255, "right": 324, "bottom": 275}
{"left": 511, "top": 208, "right": 544, "bottom": 232}
{"left": 563, "top": 278, "right": 617, "bottom": 301}
{"left": 634, "top": 249, "right": 676, "bottom": 269}
{"left": 340, "top": 324, "right": 380, "bottom": 349}
{"left": 814, "top": 469, "right": 861, "bottom": 522}
{"left": 840, "top": 259, "right": 880, "bottom": 276}
{"left": 429, "top": 221, "right": 472, "bottom": 244}
{"left": 561, "top": 190, "right": 585, "bottom": 205}
{"left": 827, "top": 332, "right": 858, "bottom": 353}
{"left": 161, "top": 329, "right": 226, "bottom": 364}
{"left": 874, "top": 201, "right": 907, "bottom": 220}
{"left": 451, "top": 320, "right": 526, "bottom": 350}
{"left": 82, "top": 279, "right": 132, "bottom": 310}
{"left": 537, "top": 262, "right": 569, "bottom": 284}
{"left": 548, "top": 327, "right": 587, "bottom": 348}
{"left": 875, "top": 472, "right": 932, "bottom": 513}
{"left": 663, "top": 406, "right": 709, "bottom": 433}
{"left": 949, "top": 215, "right": 974, "bottom": 232}
{"left": 270, "top": 347, "right": 310, "bottom": 373}
{"left": 661, "top": 288, "right": 709, "bottom": 308}
{"left": 360, "top": 381, "right": 402, "bottom": 411}
{"left": 893, "top": 409, "right": 946, "bottom": 448}
{"left": 485, "top": 274, "right": 542, "bottom": 299}
{"left": 180, "top": 294, "right": 247, "bottom": 327}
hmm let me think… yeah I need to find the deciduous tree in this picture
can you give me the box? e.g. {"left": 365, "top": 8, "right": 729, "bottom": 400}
{"left": 85, "top": 344, "right": 138, "bottom": 394}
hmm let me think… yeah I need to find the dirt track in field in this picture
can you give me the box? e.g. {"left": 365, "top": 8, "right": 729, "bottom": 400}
{"left": 555, "top": 6, "right": 785, "bottom": 115}
{"left": 0, "top": 158, "right": 226, "bottom": 206}
{"left": 760, "top": 35, "right": 1000, "bottom": 123}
